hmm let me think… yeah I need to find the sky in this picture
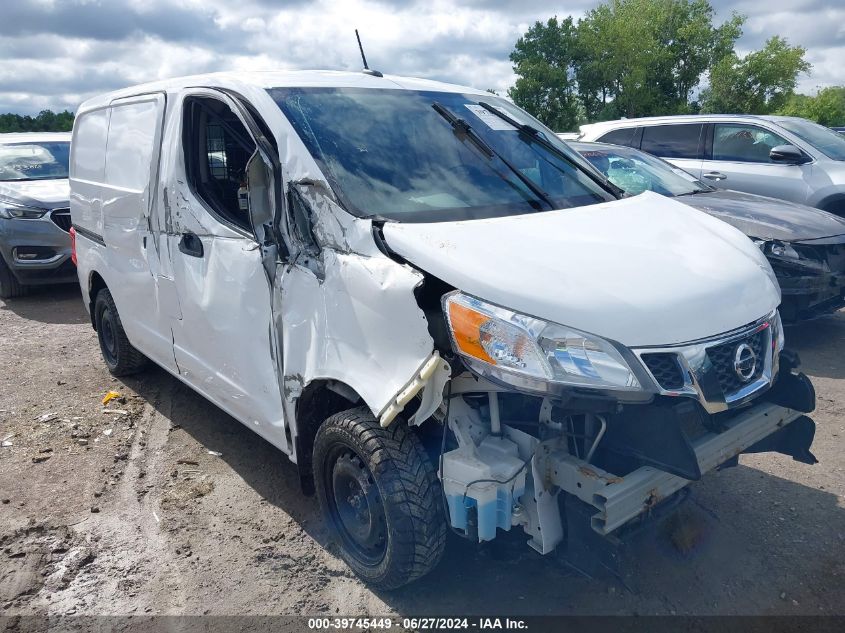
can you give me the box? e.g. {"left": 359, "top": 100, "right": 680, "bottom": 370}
{"left": 2, "top": 0, "right": 843, "bottom": 115}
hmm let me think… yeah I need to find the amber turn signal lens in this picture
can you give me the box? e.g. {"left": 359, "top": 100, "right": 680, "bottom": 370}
{"left": 447, "top": 300, "right": 495, "bottom": 365}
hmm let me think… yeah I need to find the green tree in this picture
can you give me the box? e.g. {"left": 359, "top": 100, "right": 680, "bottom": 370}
{"left": 0, "top": 110, "right": 74, "bottom": 133}
{"left": 778, "top": 86, "right": 845, "bottom": 126}
{"left": 700, "top": 36, "right": 811, "bottom": 114}
{"left": 573, "top": 0, "right": 743, "bottom": 120}
{"left": 508, "top": 16, "right": 581, "bottom": 131}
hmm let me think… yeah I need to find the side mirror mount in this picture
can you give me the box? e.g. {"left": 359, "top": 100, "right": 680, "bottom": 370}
{"left": 770, "top": 145, "right": 808, "bottom": 165}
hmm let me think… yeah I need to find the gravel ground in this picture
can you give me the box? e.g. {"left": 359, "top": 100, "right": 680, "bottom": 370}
{"left": 0, "top": 285, "right": 843, "bottom": 617}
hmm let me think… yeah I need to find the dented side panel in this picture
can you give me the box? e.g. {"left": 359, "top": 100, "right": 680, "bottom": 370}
{"left": 277, "top": 245, "right": 435, "bottom": 435}
{"left": 168, "top": 234, "right": 288, "bottom": 451}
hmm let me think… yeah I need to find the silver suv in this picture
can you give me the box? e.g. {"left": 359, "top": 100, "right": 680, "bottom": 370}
{"left": 579, "top": 115, "right": 845, "bottom": 215}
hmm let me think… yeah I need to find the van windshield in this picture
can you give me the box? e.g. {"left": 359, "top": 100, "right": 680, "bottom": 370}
{"left": 0, "top": 141, "right": 70, "bottom": 181}
{"left": 268, "top": 88, "right": 615, "bottom": 222}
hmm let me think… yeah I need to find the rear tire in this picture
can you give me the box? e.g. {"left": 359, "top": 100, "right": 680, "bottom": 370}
{"left": 313, "top": 407, "right": 447, "bottom": 589}
{"left": 94, "top": 288, "right": 148, "bottom": 376}
{"left": 0, "top": 255, "right": 28, "bottom": 299}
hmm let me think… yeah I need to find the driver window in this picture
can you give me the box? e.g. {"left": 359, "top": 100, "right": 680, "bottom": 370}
{"left": 713, "top": 124, "right": 789, "bottom": 163}
{"left": 183, "top": 96, "right": 256, "bottom": 231}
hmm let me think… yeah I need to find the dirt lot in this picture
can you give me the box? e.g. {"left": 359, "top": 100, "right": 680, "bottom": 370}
{"left": 0, "top": 285, "right": 843, "bottom": 617}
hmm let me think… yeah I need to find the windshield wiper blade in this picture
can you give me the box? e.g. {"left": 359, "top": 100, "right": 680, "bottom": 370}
{"left": 676, "top": 188, "right": 710, "bottom": 196}
{"left": 431, "top": 101, "right": 555, "bottom": 210}
{"left": 476, "top": 101, "right": 625, "bottom": 199}
{"left": 432, "top": 102, "right": 494, "bottom": 159}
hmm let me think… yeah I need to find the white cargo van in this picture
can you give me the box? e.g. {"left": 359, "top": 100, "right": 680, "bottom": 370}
{"left": 70, "top": 71, "right": 817, "bottom": 588}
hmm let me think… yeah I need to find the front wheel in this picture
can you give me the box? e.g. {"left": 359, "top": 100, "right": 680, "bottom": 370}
{"left": 313, "top": 407, "right": 447, "bottom": 589}
{"left": 94, "top": 288, "right": 148, "bottom": 376}
{"left": 0, "top": 255, "right": 28, "bottom": 300}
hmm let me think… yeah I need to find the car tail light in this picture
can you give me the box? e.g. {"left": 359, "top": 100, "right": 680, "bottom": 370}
{"left": 69, "top": 226, "right": 77, "bottom": 266}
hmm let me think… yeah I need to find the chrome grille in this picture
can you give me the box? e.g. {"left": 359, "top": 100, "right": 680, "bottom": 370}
{"left": 50, "top": 208, "right": 71, "bottom": 232}
{"left": 632, "top": 312, "right": 778, "bottom": 414}
{"left": 706, "top": 329, "right": 767, "bottom": 395}
{"left": 642, "top": 353, "right": 685, "bottom": 390}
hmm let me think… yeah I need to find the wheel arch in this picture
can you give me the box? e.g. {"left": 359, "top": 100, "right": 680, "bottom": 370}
{"left": 816, "top": 192, "right": 845, "bottom": 217}
{"left": 87, "top": 270, "right": 108, "bottom": 330}
{"left": 293, "top": 378, "right": 364, "bottom": 495}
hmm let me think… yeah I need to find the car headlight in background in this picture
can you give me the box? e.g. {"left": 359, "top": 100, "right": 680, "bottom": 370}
{"left": 442, "top": 291, "right": 644, "bottom": 394}
{"left": 755, "top": 238, "right": 828, "bottom": 272}
{"left": 0, "top": 200, "right": 48, "bottom": 219}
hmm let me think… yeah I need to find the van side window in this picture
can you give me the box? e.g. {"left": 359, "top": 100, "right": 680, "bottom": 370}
{"left": 71, "top": 109, "right": 109, "bottom": 182}
{"left": 640, "top": 124, "right": 702, "bottom": 159}
{"left": 183, "top": 97, "right": 256, "bottom": 232}
{"left": 596, "top": 127, "right": 637, "bottom": 147}
{"left": 105, "top": 100, "right": 159, "bottom": 192}
{"left": 712, "top": 123, "right": 790, "bottom": 163}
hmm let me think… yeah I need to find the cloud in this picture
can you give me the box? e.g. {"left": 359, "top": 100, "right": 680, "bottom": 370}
{"left": 0, "top": 0, "right": 841, "bottom": 115}
{"left": 0, "top": 0, "right": 222, "bottom": 43}
{"left": 710, "top": 0, "right": 845, "bottom": 93}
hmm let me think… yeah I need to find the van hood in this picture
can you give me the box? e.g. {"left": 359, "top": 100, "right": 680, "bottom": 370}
{"left": 678, "top": 189, "right": 845, "bottom": 243}
{"left": 382, "top": 191, "right": 780, "bottom": 347}
{"left": 0, "top": 178, "right": 70, "bottom": 209}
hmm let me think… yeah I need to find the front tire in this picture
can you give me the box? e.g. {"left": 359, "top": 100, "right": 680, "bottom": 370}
{"left": 313, "top": 407, "right": 447, "bottom": 589}
{"left": 94, "top": 288, "right": 148, "bottom": 376}
{"left": 0, "top": 255, "right": 28, "bottom": 300}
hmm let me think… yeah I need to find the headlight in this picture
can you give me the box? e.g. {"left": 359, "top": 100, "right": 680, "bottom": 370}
{"left": 759, "top": 239, "right": 827, "bottom": 272}
{"left": 0, "top": 200, "right": 48, "bottom": 219}
{"left": 770, "top": 242, "right": 799, "bottom": 259}
{"left": 442, "top": 291, "right": 644, "bottom": 393}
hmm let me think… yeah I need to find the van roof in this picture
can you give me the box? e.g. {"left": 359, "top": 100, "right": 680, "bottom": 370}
{"left": 0, "top": 132, "right": 72, "bottom": 144}
{"left": 77, "top": 70, "right": 489, "bottom": 114}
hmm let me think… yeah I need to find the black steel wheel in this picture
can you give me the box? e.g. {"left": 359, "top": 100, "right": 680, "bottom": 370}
{"left": 313, "top": 407, "right": 447, "bottom": 589}
{"left": 94, "top": 288, "right": 148, "bottom": 376}
{"left": 327, "top": 449, "right": 388, "bottom": 566}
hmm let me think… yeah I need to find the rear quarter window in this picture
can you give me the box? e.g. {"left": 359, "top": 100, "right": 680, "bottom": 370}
{"left": 596, "top": 127, "right": 638, "bottom": 147}
{"left": 640, "top": 124, "right": 703, "bottom": 159}
{"left": 71, "top": 109, "right": 109, "bottom": 182}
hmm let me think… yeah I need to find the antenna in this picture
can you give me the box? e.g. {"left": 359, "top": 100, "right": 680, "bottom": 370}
{"left": 355, "top": 29, "right": 383, "bottom": 77}
{"left": 355, "top": 29, "right": 369, "bottom": 70}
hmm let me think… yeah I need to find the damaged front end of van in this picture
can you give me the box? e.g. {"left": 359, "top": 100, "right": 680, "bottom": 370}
{"left": 266, "top": 175, "right": 817, "bottom": 578}
{"left": 225, "top": 79, "right": 820, "bottom": 586}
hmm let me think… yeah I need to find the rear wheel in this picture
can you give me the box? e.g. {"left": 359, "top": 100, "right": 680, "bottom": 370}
{"left": 0, "top": 255, "right": 28, "bottom": 300}
{"left": 94, "top": 288, "right": 148, "bottom": 376}
{"left": 313, "top": 407, "right": 447, "bottom": 589}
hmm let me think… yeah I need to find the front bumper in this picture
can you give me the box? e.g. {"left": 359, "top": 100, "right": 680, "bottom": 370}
{"left": 770, "top": 249, "right": 845, "bottom": 322}
{"left": 522, "top": 362, "right": 816, "bottom": 554}
{"left": 540, "top": 402, "right": 813, "bottom": 536}
{"left": 0, "top": 215, "right": 76, "bottom": 286}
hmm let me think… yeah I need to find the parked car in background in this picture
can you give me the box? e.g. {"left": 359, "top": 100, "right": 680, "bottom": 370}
{"left": 833, "top": 127, "right": 845, "bottom": 136}
{"left": 70, "top": 70, "right": 817, "bottom": 588}
{"left": 570, "top": 140, "right": 845, "bottom": 322}
{"left": 578, "top": 115, "right": 845, "bottom": 215}
{"left": 0, "top": 132, "right": 75, "bottom": 299}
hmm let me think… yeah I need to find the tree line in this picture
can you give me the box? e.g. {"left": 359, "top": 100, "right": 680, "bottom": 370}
{"left": 508, "top": 0, "right": 843, "bottom": 131}
{"left": 0, "top": 110, "right": 75, "bottom": 133}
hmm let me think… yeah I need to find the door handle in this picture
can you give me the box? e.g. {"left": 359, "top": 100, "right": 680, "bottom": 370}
{"left": 703, "top": 171, "right": 727, "bottom": 181}
{"left": 178, "top": 232, "right": 204, "bottom": 258}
